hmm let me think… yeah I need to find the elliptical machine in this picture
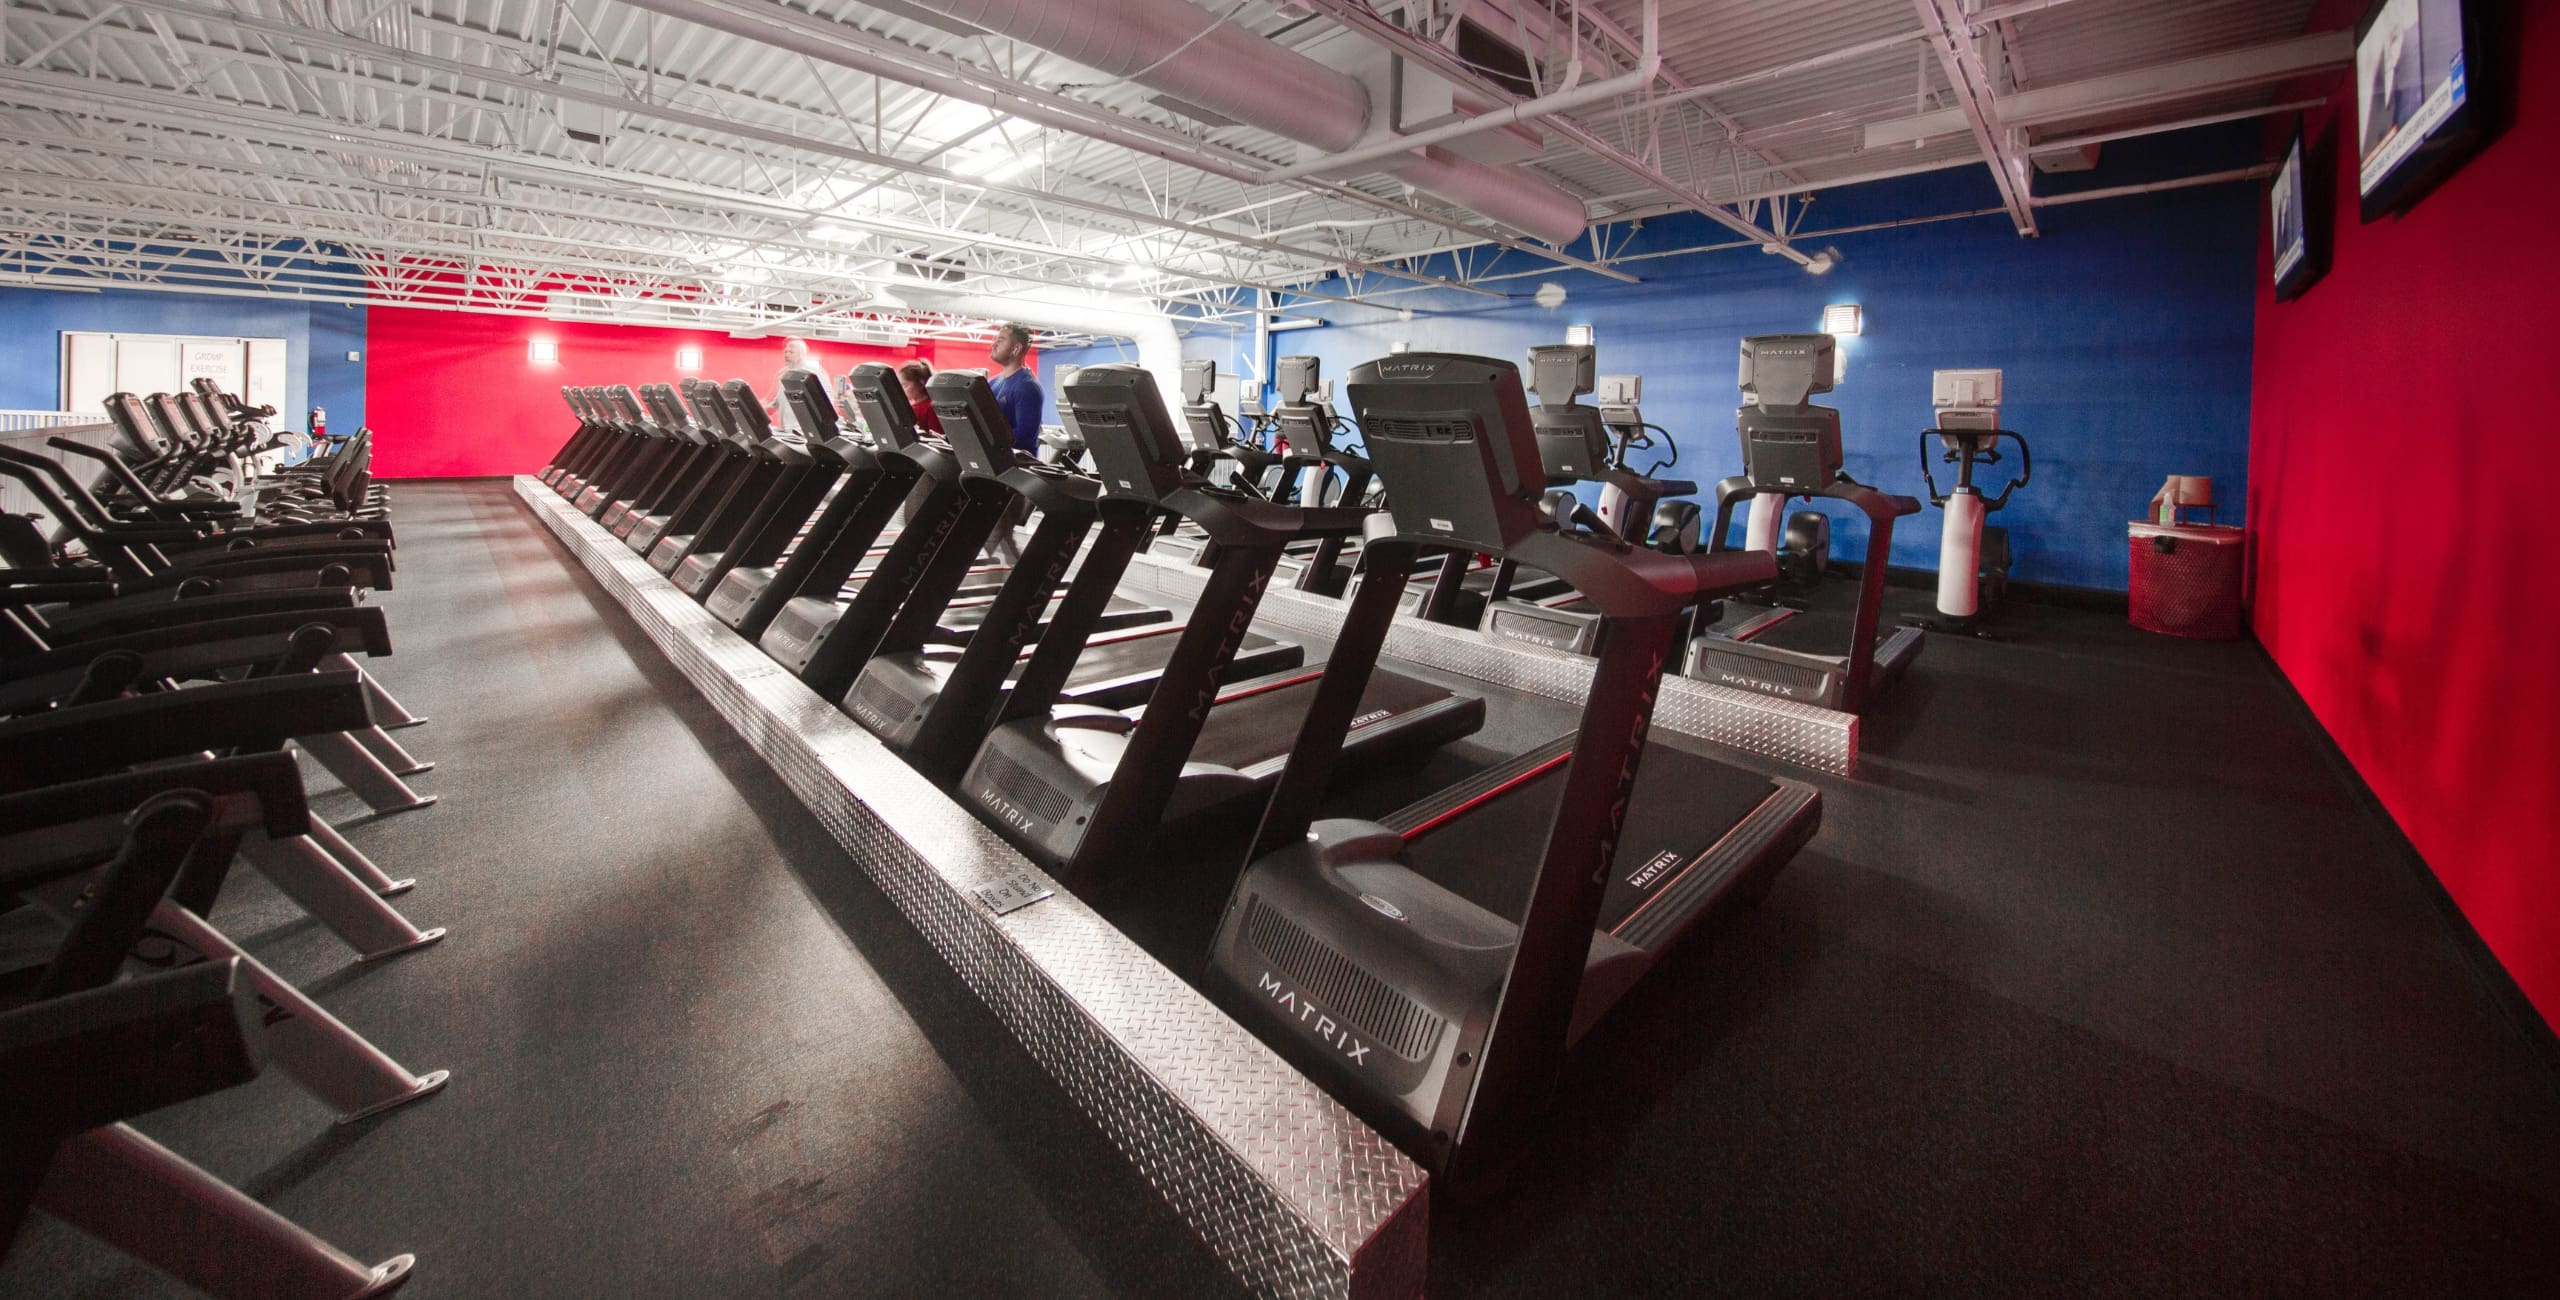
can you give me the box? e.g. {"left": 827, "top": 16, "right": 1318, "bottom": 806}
{"left": 1591, "top": 373, "right": 1703, "bottom": 554}
{"left": 1909, "top": 368, "right": 2030, "bottom": 635}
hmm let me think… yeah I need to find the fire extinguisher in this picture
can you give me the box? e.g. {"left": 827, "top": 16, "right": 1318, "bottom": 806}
{"left": 310, "top": 407, "right": 327, "bottom": 440}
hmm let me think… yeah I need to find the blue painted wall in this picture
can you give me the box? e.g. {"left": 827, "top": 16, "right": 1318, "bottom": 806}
{"left": 0, "top": 285, "right": 367, "bottom": 431}
{"left": 1050, "top": 134, "right": 2261, "bottom": 591}
{"left": 307, "top": 302, "right": 369, "bottom": 431}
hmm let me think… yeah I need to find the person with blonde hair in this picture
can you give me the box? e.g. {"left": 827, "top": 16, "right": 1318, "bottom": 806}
{"left": 764, "top": 337, "right": 834, "bottom": 443}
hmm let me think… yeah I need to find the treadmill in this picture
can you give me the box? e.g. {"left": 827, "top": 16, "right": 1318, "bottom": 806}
{"left": 844, "top": 371, "right": 1299, "bottom": 784}
{"left": 725, "top": 366, "right": 1161, "bottom": 651}
{"left": 568, "top": 386, "right": 661, "bottom": 517}
{"left": 632, "top": 380, "right": 760, "bottom": 567}
{"left": 614, "top": 384, "right": 725, "bottom": 549}
{"left": 1265, "top": 357, "right": 1381, "bottom": 597}
{"left": 641, "top": 379, "right": 793, "bottom": 576}
{"left": 544, "top": 387, "right": 616, "bottom": 492}
{"left": 1205, "top": 351, "right": 1823, "bottom": 1196}
{"left": 1478, "top": 344, "right": 1702, "bottom": 656}
{"left": 671, "top": 381, "right": 840, "bottom": 598}
{"left": 1686, "top": 334, "right": 1924, "bottom": 713}
{"left": 704, "top": 371, "right": 898, "bottom": 636}
{"left": 1152, "top": 359, "right": 1279, "bottom": 564}
{"left": 957, "top": 364, "right": 1486, "bottom": 893}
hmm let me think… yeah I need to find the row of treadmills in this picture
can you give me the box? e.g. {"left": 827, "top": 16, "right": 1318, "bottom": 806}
{"left": 1161, "top": 338, "right": 1926, "bottom": 716}
{"left": 539, "top": 347, "right": 1831, "bottom": 1195}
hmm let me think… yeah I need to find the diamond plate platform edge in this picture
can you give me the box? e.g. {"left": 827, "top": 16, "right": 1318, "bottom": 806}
{"left": 514, "top": 477, "right": 1427, "bottom": 1300}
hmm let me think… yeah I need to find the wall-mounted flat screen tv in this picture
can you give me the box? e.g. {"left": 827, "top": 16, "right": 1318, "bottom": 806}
{"left": 2354, "top": 0, "right": 2493, "bottom": 221}
{"left": 2270, "top": 128, "right": 2327, "bottom": 301}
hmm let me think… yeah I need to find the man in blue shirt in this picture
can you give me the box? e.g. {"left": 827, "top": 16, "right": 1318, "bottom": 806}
{"left": 986, "top": 322, "right": 1042, "bottom": 454}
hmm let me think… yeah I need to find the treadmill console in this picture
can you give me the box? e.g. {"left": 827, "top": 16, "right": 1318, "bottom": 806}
{"left": 846, "top": 362, "right": 921, "bottom": 452}
{"left": 1736, "top": 333, "right": 1842, "bottom": 491}
{"left": 1345, "top": 351, "right": 1543, "bottom": 554}
{"left": 778, "top": 372, "right": 841, "bottom": 442}
{"left": 722, "top": 379, "right": 778, "bottom": 442}
{"left": 1526, "top": 343, "right": 1608, "bottom": 483}
{"left": 679, "top": 379, "right": 733, "bottom": 437}
{"left": 1065, "top": 365, "right": 1187, "bottom": 504}
{"left": 1177, "top": 358, "right": 1231, "bottom": 455}
{"left": 924, "top": 370, "right": 1017, "bottom": 481}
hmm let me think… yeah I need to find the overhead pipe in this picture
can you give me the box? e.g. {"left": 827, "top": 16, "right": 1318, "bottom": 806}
{"left": 1256, "top": 0, "right": 1659, "bottom": 187}
{"left": 1292, "top": 0, "right": 1816, "bottom": 267}
{"left": 893, "top": 0, "right": 1592, "bottom": 245}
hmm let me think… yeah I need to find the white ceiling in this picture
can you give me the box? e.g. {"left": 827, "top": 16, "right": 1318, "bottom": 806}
{"left": 0, "top": 0, "right": 2329, "bottom": 341}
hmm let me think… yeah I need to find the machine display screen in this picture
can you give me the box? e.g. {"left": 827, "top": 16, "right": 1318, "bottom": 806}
{"left": 2353, "top": 0, "right": 2483, "bottom": 219}
{"left": 2272, "top": 137, "right": 2309, "bottom": 288}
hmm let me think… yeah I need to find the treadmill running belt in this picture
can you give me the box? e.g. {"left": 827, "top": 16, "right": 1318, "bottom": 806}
{"left": 1722, "top": 606, "right": 1878, "bottom": 654}
{"left": 1186, "top": 669, "right": 1455, "bottom": 770}
{"left": 1398, "top": 745, "right": 1779, "bottom": 922}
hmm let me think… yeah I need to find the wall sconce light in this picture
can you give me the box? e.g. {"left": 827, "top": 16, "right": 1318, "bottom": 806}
{"left": 528, "top": 337, "right": 560, "bottom": 365}
{"left": 1389, "top": 341, "right": 1411, "bottom": 354}
{"left": 1822, "top": 304, "right": 1863, "bottom": 337}
{"left": 675, "top": 346, "right": 704, "bottom": 372}
{"left": 1565, "top": 323, "right": 1594, "bottom": 347}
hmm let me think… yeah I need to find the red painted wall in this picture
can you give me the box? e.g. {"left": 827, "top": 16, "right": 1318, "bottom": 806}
{"left": 2250, "top": 1, "right": 2557, "bottom": 1030}
{"left": 361, "top": 306, "right": 1018, "bottom": 478}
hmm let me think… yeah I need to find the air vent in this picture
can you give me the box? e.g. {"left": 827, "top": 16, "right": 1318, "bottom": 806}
{"left": 1245, "top": 897, "right": 1446, "bottom": 1063}
{"left": 978, "top": 748, "right": 1070, "bottom": 825}
{"left": 902, "top": 251, "right": 969, "bottom": 283}
{"left": 848, "top": 673, "right": 913, "bottom": 728}
{"left": 1366, "top": 415, "right": 1473, "bottom": 444}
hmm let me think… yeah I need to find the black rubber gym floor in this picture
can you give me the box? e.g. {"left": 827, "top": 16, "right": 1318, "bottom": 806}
{"left": 6, "top": 479, "right": 2554, "bottom": 1298}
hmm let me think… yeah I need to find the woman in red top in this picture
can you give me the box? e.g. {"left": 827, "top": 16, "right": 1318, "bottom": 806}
{"left": 899, "top": 359, "right": 944, "bottom": 436}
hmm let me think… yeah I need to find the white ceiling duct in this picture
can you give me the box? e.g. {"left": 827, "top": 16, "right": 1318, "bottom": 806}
{"left": 896, "top": 0, "right": 1591, "bottom": 245}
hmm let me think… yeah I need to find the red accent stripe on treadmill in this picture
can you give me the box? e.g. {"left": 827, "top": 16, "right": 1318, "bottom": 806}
{"left": 1212, "top": 668, "right": 1326, "bottom": 705}
{"left": 1400, "top": 750, "right": 1573, "bottom": 843}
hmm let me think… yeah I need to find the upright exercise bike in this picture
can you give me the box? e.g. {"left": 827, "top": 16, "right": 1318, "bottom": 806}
{"left": 1909, "top": 368, "right": 2030, "bottom": 636}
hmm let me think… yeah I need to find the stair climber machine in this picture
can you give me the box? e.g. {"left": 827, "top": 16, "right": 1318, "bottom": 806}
{"left": 1907, "top": 368, "right": 2030, "bottom": 636}
{"left": 1686, "top": 334, "right": 1923, "bottom": 713}
{"left": 844, "top": 370, "right": 1300, "bottom": 784}
{"left": 958, "top": 364, "right": 1486, "bottom": 892}
{"left": 1204, "top": 351, "right": 1823, "bottom": 1196}
{"left": 1480, "top": 344, "right": 1706, "bottom": 655}
{"left": 1267, "top": 356, "right": 1381, "bottom": 596}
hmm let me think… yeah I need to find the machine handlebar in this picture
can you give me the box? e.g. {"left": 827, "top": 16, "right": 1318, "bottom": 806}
{"left": 1915, "top": 428, "right": 2031, "bottom": 511}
